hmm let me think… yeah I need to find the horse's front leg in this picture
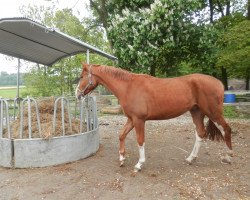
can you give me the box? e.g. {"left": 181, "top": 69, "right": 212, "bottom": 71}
{"left": 133, "top": 119, "right": 146, "bottom": 172}
{"left": 119, "top": 118, "right": 134, "bottom": 166}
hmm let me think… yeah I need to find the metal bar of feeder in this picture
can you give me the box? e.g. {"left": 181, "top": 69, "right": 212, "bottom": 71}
{"left": 79, "top": 98, "right": 84, "bottom": 133}
{"left": 88, "top": 98, "right": 93, "bottom": 130}
{"left": 66, "top": 99, "right": 72, "bottom": 133}
{"left": 53, "top": 97, "right": 72, "bottom": 136}
{"left": 32, "top": 98, "right": 41, "bottom": 137}
{"left": 13, "top": 98, "right": 17, "bottom": 120}
{"left": 0, "top": 99, "right": 3, "bottom": 137}
{"left": 13, "top": 97, "right": 21, "bottom": 120}
{"left": 61, "top": 98, "right": 65, "bottom": 136}
{"left": 92, "top": 97, "right": 97, "bottom": 129}
{"left": 19, "top": 99, "right": 24, "bottom": 138}
{"left": 0, "top": 99, "right": 11, "bottom": 138}
{"left": 4, "top": 100, "right": 11, "bottom": 138}
{"left": 86, "top": 98, "right": 90, "bottom": 132}
{"left": 86, "top": 50, "right": 90, "bottom": 130}
{"left": 52, "top": 98, "right": 58, "bottom": 135}
{"left": 19, "top": 97, "right": 41, "bottom": 138}
{"left": 27, "top": 97, "right": 32, "bottom": 138}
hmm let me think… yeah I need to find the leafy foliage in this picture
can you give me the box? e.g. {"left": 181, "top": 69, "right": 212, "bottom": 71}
{"left": 216, "top": 20, "right": 250, "bottom": 73}
{"left": 107, "top": 0, "right": 204, "bottom": 75}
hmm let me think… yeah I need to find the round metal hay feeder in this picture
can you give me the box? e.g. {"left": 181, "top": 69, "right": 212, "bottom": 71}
{"left": 0, "top": 96, "right": 99, "bottom": 168}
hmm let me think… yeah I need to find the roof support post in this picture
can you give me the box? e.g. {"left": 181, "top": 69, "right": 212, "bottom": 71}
{"left": 86, "top": 49, "right": 90, "bottom": 64}
{"left": 16, "top": 59, "right": 20, "bottom": 99}
{"left": 86, "top": 49, "right": 90, "bottom": 125}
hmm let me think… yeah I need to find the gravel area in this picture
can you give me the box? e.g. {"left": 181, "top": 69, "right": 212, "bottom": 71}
{"left": 0, "top": 113, "right": 249, "bottom": 200}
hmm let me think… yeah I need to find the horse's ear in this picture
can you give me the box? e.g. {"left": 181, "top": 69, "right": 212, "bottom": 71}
{"left": 81, "top": 63, "right": 88, "bottom": 71}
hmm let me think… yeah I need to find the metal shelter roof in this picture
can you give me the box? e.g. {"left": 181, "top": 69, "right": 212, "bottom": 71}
{"left": 0, "top": 17, "right": 117, "bottom": 66}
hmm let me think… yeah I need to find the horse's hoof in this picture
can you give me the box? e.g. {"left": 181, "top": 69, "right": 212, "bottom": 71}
{"left": 131, "top": 171, "right": 137, "bottom": 177}
{"left": 185, "top": 159, "right": 192, "bottom": 165}
{"left": 185, "top": 157, "right": 196, "bottom": 165}
{"left": 131, "top": 167, "right": 141, "bottom": 177}
{"left": 120, "top": 161, "right": 125, "bottom": 167}
{"left": 221, "top": 156, "right": 231, "bottom": 164}
{"left": 134, "top": 167, "right": 140, "bottom": 172}
{"left": 228, "top": 150, "right": 233, "bottom": 157}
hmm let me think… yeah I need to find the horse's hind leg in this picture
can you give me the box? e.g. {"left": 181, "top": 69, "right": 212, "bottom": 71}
{"left": 211, "top": 116, "right": 233, "bottom": 164}
{"left": 186, "top": 108, "right": 206, "bottom": 164}
{"left": 119, "top": 118, "right": 134, "bottom": 166}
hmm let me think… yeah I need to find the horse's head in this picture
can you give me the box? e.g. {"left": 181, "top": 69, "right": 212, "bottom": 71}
{"left": 75, "top": 63, "right": 98, "bottom": 100}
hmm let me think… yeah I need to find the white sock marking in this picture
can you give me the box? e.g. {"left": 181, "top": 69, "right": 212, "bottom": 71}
{"left": 134, "top": 143, "right": 145, "bottom": 171}
{"left": 119, "top": 152, "right": 125, "bottom": 162}
{"left": 186, "top": 131, "right": 202, "bottom": 163}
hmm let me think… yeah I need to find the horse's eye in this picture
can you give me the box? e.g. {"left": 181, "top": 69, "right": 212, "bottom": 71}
{"left": 73, "top": 77, "right": 81, "bottom": 84}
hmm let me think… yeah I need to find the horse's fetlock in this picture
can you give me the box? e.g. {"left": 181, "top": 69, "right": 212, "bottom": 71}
{"left": 134, "top": 162, "right": 142, "bottom": 171}
{"left": 186, "top": 156, "right": 197, "bottom": 164}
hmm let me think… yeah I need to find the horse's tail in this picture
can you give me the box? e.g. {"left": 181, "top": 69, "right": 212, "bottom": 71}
{"left": 205, "top": 119, "right": 225, "bottom": 141}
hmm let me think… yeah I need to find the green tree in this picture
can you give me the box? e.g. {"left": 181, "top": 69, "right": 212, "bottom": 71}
{"left": 216, "top": 19, "right": 250, "bottom": 89}
{"left": 106, "top": 0, "right": 204, "bottom": 76}
{"left": 88, "top": 0, "right": 248, "bottom": 81}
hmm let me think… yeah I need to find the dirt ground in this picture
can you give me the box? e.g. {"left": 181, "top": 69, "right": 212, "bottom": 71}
{"left": 0, "top": 114, "right": 249, "bottom": 200}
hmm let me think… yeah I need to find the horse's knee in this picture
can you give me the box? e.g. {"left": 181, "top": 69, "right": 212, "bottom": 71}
{"left": 119, "top": 134, "right": 125, "bottom": 142}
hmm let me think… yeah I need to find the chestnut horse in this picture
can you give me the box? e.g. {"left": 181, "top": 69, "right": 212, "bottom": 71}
{"left": 75, "top": 64, "right": 232, "bottom": 172}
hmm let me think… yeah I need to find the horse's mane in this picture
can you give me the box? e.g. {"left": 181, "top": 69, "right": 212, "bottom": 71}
{"left": 97, "top": 65, "right": 133, "bottom": 81}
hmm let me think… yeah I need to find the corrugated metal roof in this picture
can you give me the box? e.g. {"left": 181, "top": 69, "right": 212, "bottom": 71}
{"left": 0, "top": 17, "right": 117, "bottom": 66}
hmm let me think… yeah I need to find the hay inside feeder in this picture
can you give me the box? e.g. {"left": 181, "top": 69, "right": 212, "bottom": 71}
{"left": 3, "top": 98, "right": 87, "bottom": 139}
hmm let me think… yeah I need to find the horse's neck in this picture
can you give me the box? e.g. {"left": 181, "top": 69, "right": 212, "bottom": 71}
{"left": 93, "top": 66, "right": 129, "bottom": 100}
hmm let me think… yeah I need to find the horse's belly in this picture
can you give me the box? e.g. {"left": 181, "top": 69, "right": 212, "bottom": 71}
{"left": 147, "top": 98, "right": 193, "bottom": 120}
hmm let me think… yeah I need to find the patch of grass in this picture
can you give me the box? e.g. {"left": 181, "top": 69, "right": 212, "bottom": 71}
{"left": 223, "top": 106, "right": 238, "bottom": 118}
{"left": 0, "top": 87, "right": 27, "bottom": 98}
{"left": 223, "top": 106, "right": 250, "bottom": 119}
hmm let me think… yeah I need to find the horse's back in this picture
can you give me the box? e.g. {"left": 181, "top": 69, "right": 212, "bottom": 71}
{"left": 183, "top": 73, "right": 224, "bottom": 97}
{"left": 124, "top": 73, "right": 224, "bottom": 120}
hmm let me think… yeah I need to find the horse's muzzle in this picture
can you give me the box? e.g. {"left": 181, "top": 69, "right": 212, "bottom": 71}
{"left": 75, "top": 86, "right": 84, "bottom": 100}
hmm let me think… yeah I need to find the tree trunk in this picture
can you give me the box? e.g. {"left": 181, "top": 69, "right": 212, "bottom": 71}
{"left": 226, "top": 0, "right": 230, "bottom": 16}
{"left": 221, "top": 67, "right": 228, "bottom": 90}
{"left": 248, "top": 0, "right": 250, "bottom": 20}
{"left": 150, "top": 65, "right": 156, "bottom": 76}
{"left": 89, "top": 0, "right": 114, "bottom": 50}
{"left": 216, "top": 0, "right": 225, "bottom": 17}
{"left": 208, "top": 0, "right": 214, "bottom": 23}
{"left": 246, "top": 68, "right": 250, "bottom": 90}
{"left": 246, "top": 0, "right": 250, "bottom": 89}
